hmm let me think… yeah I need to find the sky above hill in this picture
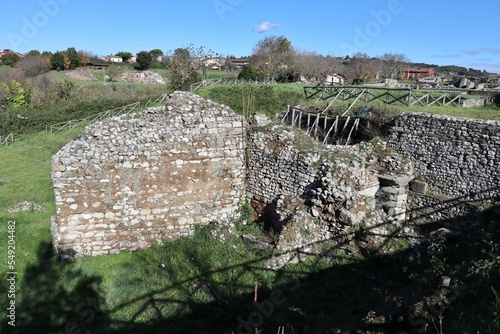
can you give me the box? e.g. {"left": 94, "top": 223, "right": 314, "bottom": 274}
{"left": 1, "top": 0, "right": 499, "bottom": 73}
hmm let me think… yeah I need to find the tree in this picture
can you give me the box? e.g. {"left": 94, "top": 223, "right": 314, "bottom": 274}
{"left": 115, "top": 51, "right": 133, "bottom": 63}
{"left": 251, "top": 35, "right": 295, "bottom": 81}
{"left": 106, "top": 66, "right": 121, "bottom": 82}
{"left": 15, "top": 55, "right": 50, "bottom": 77}
{"left": 77, "top": 50, "right": 91, "bottom": 66}
{"left": 63, "top": 53, "right": 71, "bottom": 71}
{"left": 0, "top": 54, "right": 21, "bottom": 67}
{"left": 238, "top": 65, "right": 257, "bottom": 80}
{"left": 66, "top": 47, "right": 80, "bottom": 70}
{"left": 134, "top": 51, "right": 152, "bottom": 71}
{"left": 224, "top": 55, "right": 234, "bottom": 71}
{"left": 149, "top": 49, "right": 164, "bottom": 62}
{"left": 346, "top": 52, "right": 375, "bottom": 84}
{"left": 26, "top": 50, "right": 41, "bottom": 57}
{"left": 165, "top": 45, "right": 210, "bottom": 91}
{"left": 56, "top": 79, "right": 74, "bottom": 100}
{"left": 293, "top": 50, "right": 339, "bottom": 82}
{"left": 50, "top": 51, "right": 65, "bottom": 71}
{"left": 378, "top": 53, "right": 410, "bottom": 79}
{"left": 30, "top": 74, "right": 55, "bottom": 106}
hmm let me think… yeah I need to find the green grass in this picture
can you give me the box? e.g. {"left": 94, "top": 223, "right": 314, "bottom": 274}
{"left": 0, "top": 82, "right": 498, "bottom": 333}
{"left": 198, "top": 84, "right": 500, "bottom": 121}
{"left": 0, "top": 127, "right": 498, "bottom": 333}
{"left": 197, "top": 84, "right": 307, "bottom": 117}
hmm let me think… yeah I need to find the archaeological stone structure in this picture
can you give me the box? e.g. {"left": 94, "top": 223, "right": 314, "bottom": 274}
{"left": 389, "top": 113, "right": 499, "bottom": 199}
{"left": 51, "top": 92, "right": 499, "bottom": 262}
{"left": 246, "top": 127, "right": 415, "bottom": 267}
{"left": 51, "top": 91, "right": 245, "bottom": 259}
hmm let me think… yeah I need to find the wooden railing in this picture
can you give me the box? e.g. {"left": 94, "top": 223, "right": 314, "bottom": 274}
{"left": 191, "top": 77, "right": 276, "bottom": 92}
{"left": 0, "top": 133, "right": 14, "bottom": 146}
{"left": 48, "top": 93, "right": 170, "bottom": 134}
{"left": 304, "top": 83, "right": 465, "bottom": 108}
{"left": 48, "top": 101, "right": 141, "bottom": 134}
{"left": 280, "top": 105, "right": 369, "bottom": 145}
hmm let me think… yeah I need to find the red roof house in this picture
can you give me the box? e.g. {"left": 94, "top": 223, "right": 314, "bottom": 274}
{"left": 0, "top": 49, "right": 23, "bottom": 58}
{"left": 402, "top": 67, "right": 435, "bottom": 80}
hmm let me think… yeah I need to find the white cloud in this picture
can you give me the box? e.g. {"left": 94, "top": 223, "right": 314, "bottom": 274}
{"left": 459, "top": 48, "right": 500, "bottom": 55}
{"left": 431, "top": 54, "right": 462, "bottom": 58}
{"left": 252, "top": 21, "right": 281, "bottom": 33}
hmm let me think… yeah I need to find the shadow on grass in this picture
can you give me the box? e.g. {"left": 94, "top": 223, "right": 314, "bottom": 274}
{"left": 1, "top": 242, "right": 108, "bottom": 334}
{"left": 4, "top": 196, "right": 499, "bottom": 333}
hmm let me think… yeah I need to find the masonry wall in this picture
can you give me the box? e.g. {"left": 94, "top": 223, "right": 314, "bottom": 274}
{"left": 246, "top": 130, "right": 316, "bottom": 204}
{"left": 408, "top": 191, "right": 481, "bottom": 226}
{"left": 389, "top": 113, "right": 499, "bottom": 200}
{"left": 51, "top": 92, "right": 246, "bottom": 259}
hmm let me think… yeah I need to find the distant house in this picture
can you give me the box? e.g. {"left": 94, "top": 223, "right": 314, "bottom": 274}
{"left": 202, "top": 57, "right": 223, "bottom": 70}
{"left": 232, "top": 58, "right": 249, "bottom": 69}
{"left": 402, "top": 67, "right": 435, "bottom": 80}
{"left": 0, "top": 49, "right": 23, "bottom": 58}
{"left": 86, "top": 62, "right": 109, "bottom": 71}
{"left": 324, "top": 73, "right": 346, "bottom": 85}
{"left": 101, "top": 55, "right": 123, "bottom": 63}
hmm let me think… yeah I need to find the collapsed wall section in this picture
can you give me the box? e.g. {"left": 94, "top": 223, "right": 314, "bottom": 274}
{"left": 51, "top": 91, "right": 246, "bottom": 259}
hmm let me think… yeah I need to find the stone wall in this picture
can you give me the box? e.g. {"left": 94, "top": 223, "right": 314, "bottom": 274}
{"left": 461, "top": 98, "right": 485, "bottom": 108}
{"left": 247, "top": 127, "right": 381, "bottom": 210}
{"left": 389, "top": 113, "right": 499, "bottom": 200}
{"left": 246, "top": 126, "right": 416, "bottom": 268}
{"left": 51, "top": 91, "right": 245, "bottom": 259}
{"left": 408, "top": 190, "right": 482, "bottom": 226}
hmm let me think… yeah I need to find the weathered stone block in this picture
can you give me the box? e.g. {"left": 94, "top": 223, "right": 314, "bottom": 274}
{"left": 409, "top": 180, "right": 428, "bottom": 194}
{"left": 378, "top": 175, "right": 411, "bottom": 187}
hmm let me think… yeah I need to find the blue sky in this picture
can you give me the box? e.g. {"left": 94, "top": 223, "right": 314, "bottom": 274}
{"left": 1, "top": 0, "right": 499, "bottom": 73}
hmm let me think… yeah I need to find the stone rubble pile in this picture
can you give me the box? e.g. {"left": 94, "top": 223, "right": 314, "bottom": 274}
{"left": 247, "top": 123, "right": 415, "bottom": 269}
{"left": 7, "top": 201, "right": 45, "bottom": 213}
{"left": 122, "top": 70, "right": 166, "bottom": 85}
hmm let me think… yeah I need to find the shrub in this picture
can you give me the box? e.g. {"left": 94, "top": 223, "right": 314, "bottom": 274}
{"left": 1, "top": 80, "right": 30, "bottom": 110}
{"left": 238, "top": 65, "right": 257, "bottom": 80}
{"left": 134, "top": 51, "right": 152, "bottom": 71}
{"left": 494, "top": 93, "right": 500, "bottom": 107}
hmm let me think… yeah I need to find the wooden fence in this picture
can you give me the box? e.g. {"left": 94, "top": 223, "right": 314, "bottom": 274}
{"left": 280, "top": 105, "right": 371, "bottom": 145}
{"left": 190, "top": 77, "right": 276, "bottom": 92}
{"left": 0, "top": 133, "right": 14, "bottom": 146}
{"left": 304, "top": 83, "right": 465, "bottom": 108}
{"left": 48, "top": 93, "right": 169, "bottom": 134}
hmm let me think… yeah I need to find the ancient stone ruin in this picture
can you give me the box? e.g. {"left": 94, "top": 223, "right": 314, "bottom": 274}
{"left": 451, "top": 76, "right": 499, "bottom": 90}
{"left": 51, "top": 92, "right": 499, "bottom": 263}
{"left": 121, "top": 71, "right": 166, "bottom": 85}
{"left": 51, "top": 91, "right": 245, "bottom": 259}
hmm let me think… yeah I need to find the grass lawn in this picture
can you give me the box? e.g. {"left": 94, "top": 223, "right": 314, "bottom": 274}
{"left": 0, "top": 83, "right": 497, "bottom": 333}
{"left": 0, "top": 126, "right": 497, "bottom": 333}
